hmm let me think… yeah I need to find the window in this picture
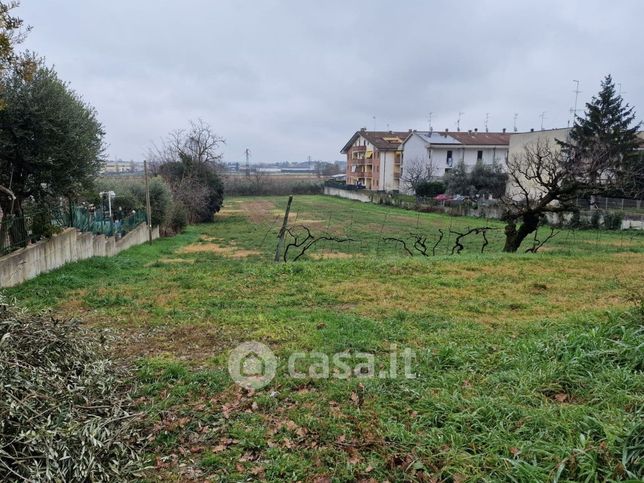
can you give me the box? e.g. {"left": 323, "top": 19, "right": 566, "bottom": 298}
{"left": 446, "top": 150, "right": 453, "bottom": 167}
{"left": 477, "top": 150, "right": 483, "bottom": 161}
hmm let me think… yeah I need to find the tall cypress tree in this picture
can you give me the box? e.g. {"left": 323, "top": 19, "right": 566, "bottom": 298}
{"left": 559, "top": 74, "right": 641, "bottom": 196}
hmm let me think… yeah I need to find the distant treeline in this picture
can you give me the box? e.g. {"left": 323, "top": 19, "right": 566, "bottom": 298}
{"left": 224, "top": 174, "right": 323, "bottom": 196}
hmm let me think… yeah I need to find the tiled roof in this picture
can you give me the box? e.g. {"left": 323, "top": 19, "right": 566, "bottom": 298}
{"left": 341, "top": 130, "right": 409, "bottom": 153}
{"left": 412, "top": 131, "right": 461, "bottom": 145}
{"left": 445, "top": 131, "right": 511, "bottom": 145}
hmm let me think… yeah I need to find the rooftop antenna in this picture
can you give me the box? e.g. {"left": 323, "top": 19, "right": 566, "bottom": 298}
{"left": 569, "top": 79, "right": 581, "bottom": 126}
{"left": 539, "top": 111, "right": 547, "bottom": 130}
{"left": 513, "top": 113, "right": 518, "bottom": 132}
{"left": 484, "top": 113, "right": 490, "bottom": 132}
{"left": 456, "top": 112, "right": 464, "bottom": 132}
{"left": 617, "top": 83, "right": 626, "bottom": 96}
{"left": 244, "top": 148, "right": 251, "bottom": 177}
{"left": 428, "top": 112, "right": 433, "bottom": 134}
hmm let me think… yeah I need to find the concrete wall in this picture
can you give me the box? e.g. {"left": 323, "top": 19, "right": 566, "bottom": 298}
{"left": 0, "top": 223, "right": 160, "bottom": 288}
{"left": 324, "top": 186, "right": 371, "bottom": 202}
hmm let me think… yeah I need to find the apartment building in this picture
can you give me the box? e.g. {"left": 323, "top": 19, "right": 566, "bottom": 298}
{"left": 402, "top": 129, "right": 510, "bottom": 179}
{"left": 342, "top": 128, "right": 510, "bottom": 192}
{"left": 341, "top": 129, "right": 407, "bottom": 191}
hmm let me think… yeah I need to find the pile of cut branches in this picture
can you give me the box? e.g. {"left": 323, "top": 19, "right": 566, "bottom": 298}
{"left": 0, "top": 303, "right": 142, "bottom": 481}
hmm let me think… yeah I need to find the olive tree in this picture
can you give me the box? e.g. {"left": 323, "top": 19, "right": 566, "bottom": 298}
{"left": 0, "top": 59, "right": 105, "bottom": 246}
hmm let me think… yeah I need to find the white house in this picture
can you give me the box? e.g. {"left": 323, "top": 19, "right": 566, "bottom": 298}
{"left": 401, "top": 130, "right": 511, "bottom": 190}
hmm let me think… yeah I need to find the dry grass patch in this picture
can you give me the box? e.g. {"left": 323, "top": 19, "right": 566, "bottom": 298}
{"left": 323, "top": 253, "right": 644, "bottom": 323}
{"left": 144, "top": 257, "right": 196, "bottom": 267}
{"left": 308, "top": 251, "right": 362, "bottom": 260}
{"left": 178, "top": 237, "right": 261, "bottom": 258}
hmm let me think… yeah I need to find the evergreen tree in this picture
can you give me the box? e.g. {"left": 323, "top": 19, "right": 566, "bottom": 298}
{"left": 502, "top": 75, "right": 641, "bottom": 252}
{"left": 559, "top": 74, "right": 641, "bottom": 196}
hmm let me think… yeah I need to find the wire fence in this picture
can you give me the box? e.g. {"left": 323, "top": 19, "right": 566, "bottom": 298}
{"left": 0, "top": 205, "right": 147, "bottom": 256}
{"left": 220, "top": 197, "right": 644, "bottom": 263}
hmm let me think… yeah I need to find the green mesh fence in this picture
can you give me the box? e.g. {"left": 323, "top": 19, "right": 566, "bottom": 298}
{"left": 0, "top": 206, "right": 148, "bottom": 256}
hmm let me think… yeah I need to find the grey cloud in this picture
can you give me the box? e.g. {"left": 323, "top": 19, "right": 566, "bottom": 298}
{"left": 19, "top": 0, "right": 644, "bottom": 163}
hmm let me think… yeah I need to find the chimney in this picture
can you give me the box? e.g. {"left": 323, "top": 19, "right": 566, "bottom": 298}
{"left": 360, "top": 127, "right": 366, "bottom": 132}
{"left": 408, "top": 129, "right": 412, "bottom": 132}
{"left": 474, "top": 128, "right": 478, "bottom": 132}
{"left": 530, "top": 128, "right": 534, "bottom": 132}
{"left": 388, "top": 130, "right": 393, "bottom": 134}
{"left": 502, "top": 128, "right": 506, "bottom": 133}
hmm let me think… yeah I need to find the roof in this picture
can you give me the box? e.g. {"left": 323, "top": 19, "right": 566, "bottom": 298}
{"left": 340, "top": 130, "right": 410, "bottom": 153}
{"left": 445, "top": 131, "right": 511, "bottom": 146}
{"left": 407, "top": 131, "right": 461, "bottom": 145}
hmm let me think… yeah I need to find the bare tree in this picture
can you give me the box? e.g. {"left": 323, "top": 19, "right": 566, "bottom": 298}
{"left": 502, "top": 76, "right": 640, "bottom": 252}
{"left": 401, "top": 157, "right": 435, "bottom": 194}
{"left": 501, "top": 138, "right": 626, "bottom": 252}
{"left": 150, "top": 119, "right": 224, "bottom": 169}
{"left": 501, "top": 140, "right": 575, "bottom": 252}
{"left": 149, "top": 120, "right": 225, "bottom": 223}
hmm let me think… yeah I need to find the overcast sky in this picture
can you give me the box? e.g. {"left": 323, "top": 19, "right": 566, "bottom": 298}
{"left": 18, "top": 0, "right": 644, "bottom": 164}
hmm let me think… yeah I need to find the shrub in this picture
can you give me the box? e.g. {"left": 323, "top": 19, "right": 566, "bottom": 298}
{"left": 416, "top": 180, "right": 445, "bottom": 198}
{"left": 94, "top": 176, "right": 172, "bottom": 229}
{"left": 0, "top": 304, "right": 142, "bottom": 481}
{"left": 169, "top": 201, "right": 188, "bottom": 234}
{"left": 148, "top": 177, "right": 173, "bottom": 227}
{"left": 603, "top": 211, "right": 623, "bottom": 230}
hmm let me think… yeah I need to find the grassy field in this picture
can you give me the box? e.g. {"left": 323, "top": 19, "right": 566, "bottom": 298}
{"left": 4, "top": 195, "right": 644, "bottom": 481}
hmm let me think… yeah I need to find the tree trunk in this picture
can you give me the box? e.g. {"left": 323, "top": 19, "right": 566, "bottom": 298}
{"left": 503, "top": 212, "right": 540, "bottom": 252}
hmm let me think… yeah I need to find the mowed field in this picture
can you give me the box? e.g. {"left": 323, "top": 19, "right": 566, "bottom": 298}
{"left": 6, "top": 195, "right": 644, "bottom": 482}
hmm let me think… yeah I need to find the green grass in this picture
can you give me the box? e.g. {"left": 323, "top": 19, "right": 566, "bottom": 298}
{"left": 3, "top": 195, "right": 643, "bottom": 481}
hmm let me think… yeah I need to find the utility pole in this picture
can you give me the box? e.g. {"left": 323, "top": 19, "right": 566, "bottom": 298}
{"left": 244, "top": 148, "right": 251, "bottom": 177}
{"left": 457, "top": 112, "right": 464, "bottom": 131}
{"left": 143, "top": 160, "right": 152, "bottom": 244}
{"left": 513, "top": 113, "right": 518, "bottom": 132}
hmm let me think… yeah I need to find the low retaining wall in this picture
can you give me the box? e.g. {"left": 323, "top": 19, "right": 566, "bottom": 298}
{"left": 0, "top": 223, "right": 159, "bottom": 288}
{"left": 324, "top": 186, "right": 503, "bottom": 219}
{"left": 324, "top": 186, "right": 371, "bottom": 203}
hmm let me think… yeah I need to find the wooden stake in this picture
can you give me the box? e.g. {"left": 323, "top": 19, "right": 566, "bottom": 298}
{"left": 274, "top": 195, "right": 293, "bottom": 262}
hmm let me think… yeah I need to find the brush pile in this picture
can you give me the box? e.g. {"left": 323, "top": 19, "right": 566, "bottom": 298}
{"left": 0, "top": 304, "right": 142, "bottom": 481}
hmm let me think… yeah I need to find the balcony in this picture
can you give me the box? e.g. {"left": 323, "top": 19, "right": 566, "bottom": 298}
{"left": 352, "top": 145, "right": 366, "bottom": 152}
